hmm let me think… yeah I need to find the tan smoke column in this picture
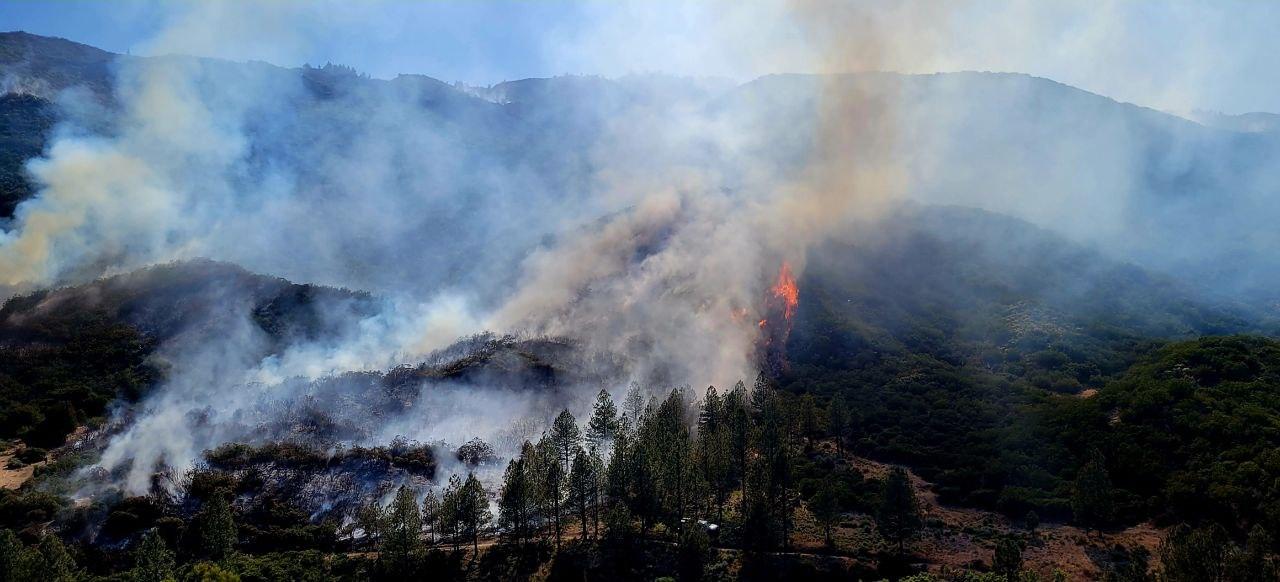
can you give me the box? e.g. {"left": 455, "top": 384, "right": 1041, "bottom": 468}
{"left": 490, "top": 0, "right": 963, "bottom": 392}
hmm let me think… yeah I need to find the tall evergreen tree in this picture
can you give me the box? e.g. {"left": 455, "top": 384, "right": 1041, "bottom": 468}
{"left": 355, "top": 498, "right": 384, "bottom": 549}
{"left": 194, "top": 491, "right": 236, "bottom": 560}
{"left": 622, "top": 382, "right": 646, "bottom": 430}
{"left": 1072, "top": 448, "right": 1115, "bottom": 531}
{"left": 460, "top": 473, "right": 491, "bottom": 553}
{"left": 498, "top": 454, "right": 534, "bottom": 543}
{"left": 827, "top": 394, "right": 849, "bottom": 453}
{"left": 381, "top": 485, "right": 422, "bottom": 571}
{"left": 439, "top": 475, "right": 465, "bottom": 550}
{"left": 133, "top": 529, "right": 176, "bottom": 582}
{"left": 585, "top": 389, "right": 620, "bottom": 450}
{"left": 549, "top": 409, "right": 582, "bottom": 472}
{"left": 421, "top": 489, "right": 441, "bottom": 544}
{"left": 568, "top": 448, "right": 597, "bottom": 540}
{"left": 810, "top": 482, "right": 840, "bottom": 548}
{"left": 750, "top": 371, "right": 773, "bottom": 415}
{"left": 876, "top": 466, "right": 922, "bottom": 557}
{"left": 797, "top": 393, "right": 820, "bottom": 448}
{"left": 725, "top": 382, "right": 751, "bottom": 501}
{"left": 698, "top": 385, "right": 722, "bottom": 435}
{"left": 534, "top": 436, "right": 565, "bottom": 547}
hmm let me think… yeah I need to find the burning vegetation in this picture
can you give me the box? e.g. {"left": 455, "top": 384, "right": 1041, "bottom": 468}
{"left": 757, "top": 262, "right": 799, "bottom": 373}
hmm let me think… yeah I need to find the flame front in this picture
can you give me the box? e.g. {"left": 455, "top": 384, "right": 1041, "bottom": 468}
{"left": 756, "top": 261, "right": 799, "bottom": 373}
{"left": 771, "top": 262, "right": 799, "bottom": 321}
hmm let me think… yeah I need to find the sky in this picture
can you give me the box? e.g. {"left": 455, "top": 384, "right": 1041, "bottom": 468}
{"left": 1, "top": 0, "right": 1279, "bottom": 114}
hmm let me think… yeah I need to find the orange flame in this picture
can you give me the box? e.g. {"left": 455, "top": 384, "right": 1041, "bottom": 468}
{"left": 770, "top": 262, "right": 799, "bottom": 321}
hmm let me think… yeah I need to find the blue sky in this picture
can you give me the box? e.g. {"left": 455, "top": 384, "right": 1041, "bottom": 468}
{"left": 2, "top": 0, "right": 1278, "bottom": 114}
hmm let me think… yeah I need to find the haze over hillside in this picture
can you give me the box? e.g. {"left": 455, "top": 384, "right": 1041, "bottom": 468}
{"left": 1, "top": 5, "right": 1279, "bottom": 579}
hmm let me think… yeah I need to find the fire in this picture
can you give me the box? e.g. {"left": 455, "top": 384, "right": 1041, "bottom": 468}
{"left": 770, "top": 262, "right": 799, "bottom": 321}
{"left": 756, "top": 261, "right": 799, "bottom": 373}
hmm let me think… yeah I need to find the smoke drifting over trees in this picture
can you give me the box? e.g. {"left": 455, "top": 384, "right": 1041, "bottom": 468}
{"left": 2, "top": 1, "right": 1280, "bottom": 579}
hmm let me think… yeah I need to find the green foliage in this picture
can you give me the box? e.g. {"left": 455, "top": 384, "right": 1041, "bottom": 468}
{"left": 1072, "top": 449, "right": 1115, "bottom": 530}
{"left": 992, "top": 536, "right": 1025, "bottom": 581}
{"left": 499, "top": 453, "right": 534, "bottom": 543}
{"left": 586, "top": 389, "right": 620, "bottom": 450}
{"left": 568, "top": 449, "right": 598, "bottom": 541}
{"left": 809, "top": 482, "right": 840, "bottom": 547}
{"left": 14, "top": 535, "right": 77, "bottom": 582}
{"left": 379, "top": 486, "right": 422, "bottom": 573}
{"left": 193, "top": 493, "right": 237, "bottom": 560}
{"left": 0, "top": 311, "right": 155, "bottom": 447}
{"left": 133, "top": 529, "right": 177, "bottom": 582}
{"left": 183, "top": 562, "right": 240, "bottom": 582}
{"left": 877, "top": 467, "right": 922, "bottom": 556}
{"left": 0, "top": 529, "right": 19, "bottom": 582}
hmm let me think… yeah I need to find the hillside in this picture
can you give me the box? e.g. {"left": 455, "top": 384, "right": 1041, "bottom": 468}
{"left": 5, "top": 32, "right": 1280, "bottom": 304}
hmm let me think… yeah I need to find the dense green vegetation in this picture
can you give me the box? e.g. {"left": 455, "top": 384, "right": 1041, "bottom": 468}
{"left": 0, "top": 312, "right": 155, "bottom": 447}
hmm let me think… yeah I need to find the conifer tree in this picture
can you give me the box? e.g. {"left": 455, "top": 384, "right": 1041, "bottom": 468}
{"left": 421, "top": 489, "right": 441, "bottom": 544}
{"left": 585, "top": 389, "right": 620, "bottom": 450}
{"left": 460, "top": 473, "right": 491, "bottom": 553}
{"left": 568, "top": 448, "right": 597, "bottom": 540}
{"left": 622, "top": 382, "right": 646, "bottom": 429}
{"left": 827, "top": 394, "right": 849, "bottom": 453}
{"left": 549, "top": 409, "right": 582, "bottom": 472}
{"left": 877, "top": 466, "right": 921, "bottom": 557}
{"left": 498, "top": 454, "right": 534, "bottom": 543}
{"left": 356, "top": 498, "right": 384, "bottom": 549}
{"left": 195, "top": 491, "right": 236, "bottom": 560}
{"left": 133, "top": 529, "right": 176, "bottom": 582}
{"left": 534, "top": 436, "right": 565, "bottom": 547}
{"left": 440, "top": 474, "right": 465, "bottom": 550}
{"left": 381, "top": 485, "right": 422, "bottom": 571}
{"left": 1072, "top": 448, "right": 1115, "bottom": 531}
{"left": 810, "top": 482, "right": 840, "bottom": 547}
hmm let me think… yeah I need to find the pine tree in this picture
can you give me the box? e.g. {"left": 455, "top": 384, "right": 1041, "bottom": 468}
{"left": 750, "top": 371, "right": 773, "bottom": 415}
{"left": 133, "top": 529, "right": 176, "bottom": 582}
{"left": 810, "top": 482, "right": 840, "bottom": 547}
{"left": 498, "top": 454, "right": 534, "bottom": 543}
{"left": 698, "top": 385, "right": 722, "bottom": 435}
{"left": 725, "top": 382, "right": 751, "bottom": 501}
{"left": 589, "top": 447, "right": 606, "bottom": 538}
{"left": 421, "top": 489, "right": 441, "bottom": 544}
{"left": 549, "top": 409, "right": 582, "bottom": 472}
{"left": 356, "top": 498, "right": 384, "bottom": 549}
{"left": 568, "top": 448, "right": 597, "bottom": 540}
{"left": 585, "top": 389, "right": 620, "bottom": 450}
{"left": 534, "top": 436, "right": 565, "bottom": 547}
{"left": 876, "top": 466, "right": 921, "bottom": 557}
{"left": 827, "top": 394, "right": 849, "bottom": 453}
{"left": 195, "top": 492, "right": 236, "bottom": 560}
{"left": 623, "top": 382, "right": 646, "bottom": 429}
{"left": 798, "top": 393, "right": 820, "bottom": 448}
{"left": 1072, "top": 449, "right": 1115, "bottom": 531}
{"left": 381, "top": 485, "right": 422, "bottom": 572}
{"left": 460, "top": 473, "right": 491, "bottom": 553}
{"left": 440, "top": 474, "right": 465, "bottom": 550}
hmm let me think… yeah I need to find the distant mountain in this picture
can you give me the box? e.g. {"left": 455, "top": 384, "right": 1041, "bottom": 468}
{"left": 4, "top": 32, "right": 1280, "bottom": 304}
{"left": 1190, "top": 109, "right": 1280, "bottom": 133}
